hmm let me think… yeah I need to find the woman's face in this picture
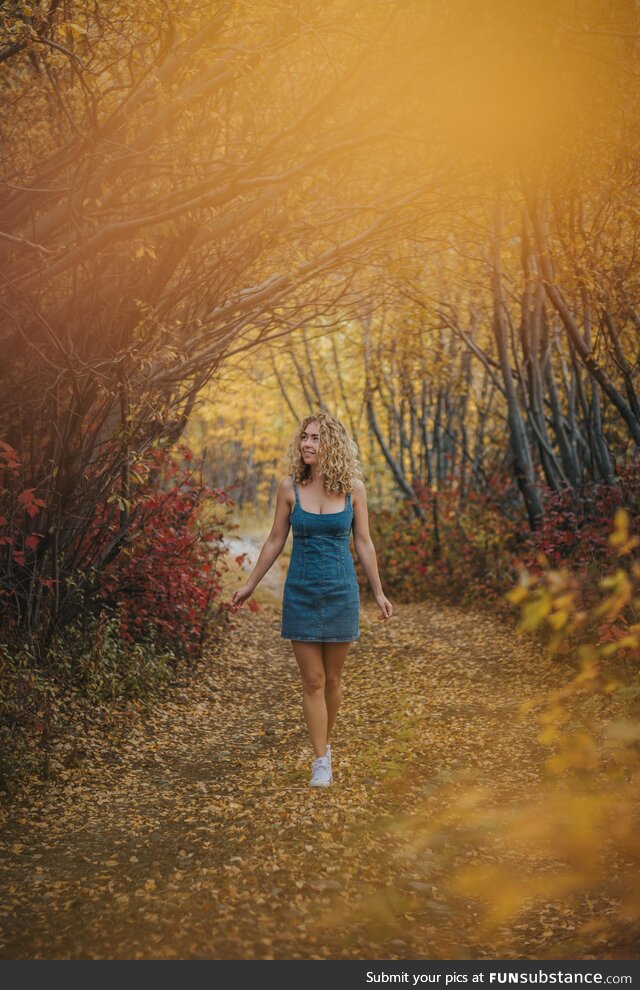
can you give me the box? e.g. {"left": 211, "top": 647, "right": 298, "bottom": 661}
{"left": 300, "top": 421, "right": 320, "bottom": 466}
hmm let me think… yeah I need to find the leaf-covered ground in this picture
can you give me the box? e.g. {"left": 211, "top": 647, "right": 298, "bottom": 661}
{"left": 0, "top": 596, "right": 627, "bottom": 960}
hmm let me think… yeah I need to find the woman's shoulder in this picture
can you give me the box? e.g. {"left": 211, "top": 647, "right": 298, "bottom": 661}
{"left": 277, "top": 476, "right": 296, "bottom": 512}
{"left": 278, "top": 475, "right": 300, "bottom": 500}
{"left": 349, "top": 477, "right": 365, "bottom": 506}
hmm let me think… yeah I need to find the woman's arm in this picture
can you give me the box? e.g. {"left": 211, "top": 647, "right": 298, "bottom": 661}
{"left": 230, "top": 478, "right": 292, "bottom": 608}
{"left": 352, "top": 479, "right": 393, "bottom": 622}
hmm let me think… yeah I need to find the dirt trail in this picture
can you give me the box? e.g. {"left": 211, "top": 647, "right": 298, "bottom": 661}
{"left": 0, "top": 594, "right": 617, "bottom": 960}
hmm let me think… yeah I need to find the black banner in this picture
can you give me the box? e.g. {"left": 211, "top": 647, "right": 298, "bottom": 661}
{"left": 1, "top": 959, "right": 638, "bottom": 989}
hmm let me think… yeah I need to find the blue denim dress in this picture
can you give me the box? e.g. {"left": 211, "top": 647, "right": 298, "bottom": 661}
{"left": 281, "top": 476, "right": 360, "bottom": 642}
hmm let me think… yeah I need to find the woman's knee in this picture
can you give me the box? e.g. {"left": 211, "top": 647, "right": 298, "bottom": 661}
{"left": 301, "top": 671, "right": 326, "bottom": 694}
{"left": 325, "top": 672, "right": 342, "bottom": 692}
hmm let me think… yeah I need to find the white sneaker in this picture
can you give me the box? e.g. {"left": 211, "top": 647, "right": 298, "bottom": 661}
{"left": 326, "top": 744, "right": 332, "bottom": 773}
{"left": 309, "top": 754, "right": 332, "bottom": 787}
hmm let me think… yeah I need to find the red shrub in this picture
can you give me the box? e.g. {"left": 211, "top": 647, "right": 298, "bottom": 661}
{"left": 0, "top": 441, "right": 48, "bottom": 631}
{"left": 521, "top": 464, "right": 640, "bottom": 576}
{"left": 367, "top": 474, "right": 523, "bottom": 606}
{"left": 95, "top": 446, "right": 235, "bottom": 655}
{"left": 367, "top": 465, "right": 640, "bottom": 608}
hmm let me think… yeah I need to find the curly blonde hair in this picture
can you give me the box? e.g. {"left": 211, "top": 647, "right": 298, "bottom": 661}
{"left": 284, "top": 412, "right": 361, "bottom": 494}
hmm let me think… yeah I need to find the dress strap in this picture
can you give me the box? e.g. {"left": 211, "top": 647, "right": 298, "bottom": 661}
{"left": 291, "top": 475, "right": 300, "bottom": 505}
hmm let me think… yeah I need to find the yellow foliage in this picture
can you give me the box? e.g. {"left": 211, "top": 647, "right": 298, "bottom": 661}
{"left": 520, "top": 589, "right": 552, "bottom": 631}
{"left": 595, "top": 569, "right": 633, "bottom": 619}
{"left": 548, "top": 609, "right": 569, "bottom": 631}
{"left": 609, "top": 508, "right": 640, "bottom": 555}
{"left": 537, "top": 725, "right": 558, "bottom": 745}
{"left": 401, "top": 510, "right": 640, "bottom": 947}
{"left": 505, "top": 584, "right": 529, "bottom": 605}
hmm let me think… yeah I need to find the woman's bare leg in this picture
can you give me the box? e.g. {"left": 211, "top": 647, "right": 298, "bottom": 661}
{"left": 292, "top": 640, "right": 327, "bottom": 757}
{"left": 322, "top": 641, "right": 349, "bottom": 744}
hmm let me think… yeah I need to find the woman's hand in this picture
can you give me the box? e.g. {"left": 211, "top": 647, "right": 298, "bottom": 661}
{"left": 230, "top": 583, "right": 254, "bottom": 610}
{"left": 375, "top": 591, "right": 393, "bottom": 622}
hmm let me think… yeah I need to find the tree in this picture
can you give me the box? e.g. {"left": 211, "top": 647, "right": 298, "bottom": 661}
{"left": 0, "top": 0, "right": 448, "bottom": 642}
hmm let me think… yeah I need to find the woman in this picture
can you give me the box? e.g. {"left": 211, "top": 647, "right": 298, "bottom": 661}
{"left": 230, "top": 412, "right": 392, "bottom": 787}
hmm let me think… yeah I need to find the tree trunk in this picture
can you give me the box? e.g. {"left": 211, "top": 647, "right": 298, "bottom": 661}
{"left": 492, "top": 193, "right": 543, "bottom": 530}
{"left": 527, "top": 198, "right": 640, "bottom": 449}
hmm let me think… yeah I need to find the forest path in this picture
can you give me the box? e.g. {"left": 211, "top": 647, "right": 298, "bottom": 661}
{"left": 0, "top": 595, "right": 614, "bottom": 960}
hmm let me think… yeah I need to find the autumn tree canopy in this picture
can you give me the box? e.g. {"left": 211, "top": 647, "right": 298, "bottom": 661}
{"left": 2, "top": 0, "right": 640, "bottom": 642}
{"left": 190, "top": 0, "right": 640, "bottom": 529}
{"left": 0, "top": 0, "right": 443, "bottom": 638}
